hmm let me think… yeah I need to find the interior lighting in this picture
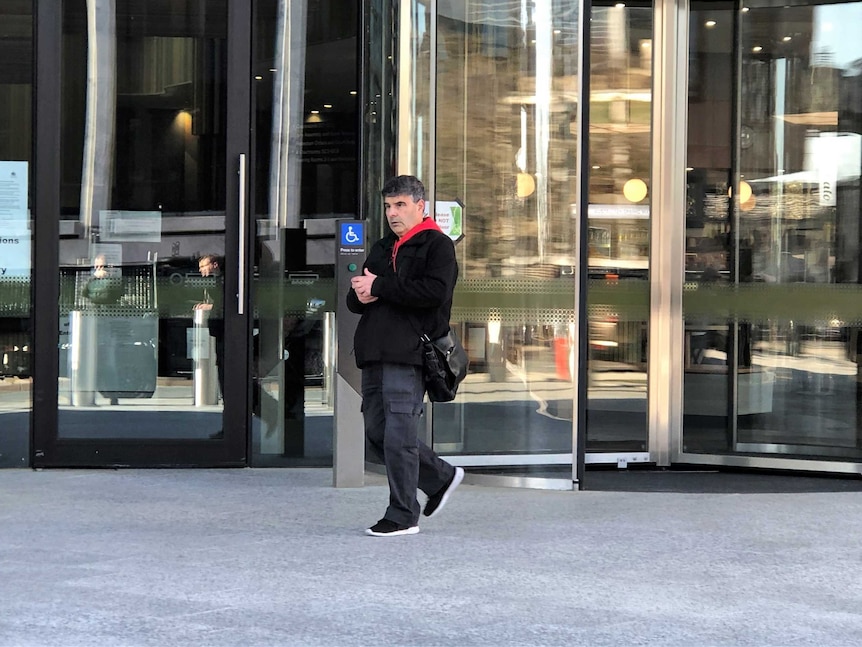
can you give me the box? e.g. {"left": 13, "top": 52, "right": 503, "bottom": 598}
{"left": 254, "top": 75, "right": 263, "bottom": 80}
{"left": 740, "top": 195, "right": 756, "bottom": 211}
{"left": 173, "top": 110, "right": 193, "bottom": 135}
{"left": 728, "top": 180, "right": 753, "bottom": 204}
{"left": 516, "top": 172, "right": 536, "bottom": 198}
{"left": 752, "top": 45, "right": 763, "bottom": 53}
{"left": 615, "top": 3, "right": 626, "bottom": 7}
{"left": 783, "top": 35, "right": 792, "bottom": 41}
{"left": 741, "top": 7, "right": 749, "bottom": 12}
{"left": 323, "top": 104, "right": 333, "bottom": 109}
{"left": 705, "top": 20, "right": 716, "bottom": 28}
{"left": 623, "top": 178, "right": 648, "bottom": 203}
{"left": 349, "top": 90, "right": 358, "bottom": 95}
{"left": 592, "top": 340, "right": 619, "bottom": 348}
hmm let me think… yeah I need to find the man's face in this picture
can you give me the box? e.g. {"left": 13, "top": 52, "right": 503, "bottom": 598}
{"left": 199, "top": 258, "right": 218, "bottom": 277}
{"left": 384, "top": 194, "right": 425, "bottom": 238}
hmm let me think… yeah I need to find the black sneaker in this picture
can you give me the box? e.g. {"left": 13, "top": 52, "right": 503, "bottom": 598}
{"left": 423, "top": 467, "right": 464, "bottom": 518}
{"left": 365, "top": 519, "right": 420, "bottom": 537}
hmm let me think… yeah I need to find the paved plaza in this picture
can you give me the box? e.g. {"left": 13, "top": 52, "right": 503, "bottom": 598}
{"left": 2, "top": 467, "right": 862, "bottom": 646}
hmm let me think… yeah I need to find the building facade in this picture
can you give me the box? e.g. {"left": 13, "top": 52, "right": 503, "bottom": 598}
{"left": 1, "top": 0, "right": 861, "bottom": 487}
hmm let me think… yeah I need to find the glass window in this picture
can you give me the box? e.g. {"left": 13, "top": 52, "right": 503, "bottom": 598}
{"left": 684, "top": 1, "right": 862, "bottom": 462}
{"left": 0, "top": 0, "right": 33, "bottom": 466}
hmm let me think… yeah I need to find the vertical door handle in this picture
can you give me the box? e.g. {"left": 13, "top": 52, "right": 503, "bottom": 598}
{"left": 237, "top": 153, "right": 247, "bottom": 315}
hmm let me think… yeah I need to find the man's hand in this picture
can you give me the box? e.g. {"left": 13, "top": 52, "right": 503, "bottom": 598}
{"left": 194, "top": 302, "right": 213, "bottom": 311}
{"left": 351, "top": 268, "right": 378, "bottom": 304}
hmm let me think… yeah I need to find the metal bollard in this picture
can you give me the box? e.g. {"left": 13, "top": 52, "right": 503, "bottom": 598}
{"left": 193, "top": 308, "right": 219, "bottom": 406}
{"left": 69, "top": 310, "right": 98, "bottom": 407}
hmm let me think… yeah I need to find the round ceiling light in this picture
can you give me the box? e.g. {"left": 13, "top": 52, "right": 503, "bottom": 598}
{"left": 623, "top": 178, "right": 648, "bottom": 203}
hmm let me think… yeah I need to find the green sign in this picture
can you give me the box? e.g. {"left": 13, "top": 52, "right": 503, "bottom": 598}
{"left": 434, "top": 200, "right": 464, "bottom": 242}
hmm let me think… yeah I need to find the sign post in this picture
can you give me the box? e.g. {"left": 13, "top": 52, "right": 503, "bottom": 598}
{"left": 333, "top": 219, "right": 367, "bottom": 487}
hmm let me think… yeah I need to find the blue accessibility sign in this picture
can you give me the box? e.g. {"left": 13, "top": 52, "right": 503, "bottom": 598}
{"left": 340, "top": 222, "right": 364, "bottom": 247}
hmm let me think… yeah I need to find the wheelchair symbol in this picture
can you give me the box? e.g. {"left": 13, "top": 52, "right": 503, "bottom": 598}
{"left": 341, "top": 223, "right": 363, "bottom": 246}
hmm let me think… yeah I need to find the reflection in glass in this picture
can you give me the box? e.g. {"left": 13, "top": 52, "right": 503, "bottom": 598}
{"left": 362, "top": 0, "right": 396, "bottom": 231}
{"left": 0, "top": 0, "right": 33, "bottom": 466}
{"left": 586, "top": 4, "right": 652, "bottom": 452}
{"left": 400, "top": 0, "right": 432, "bottom": 185}
{"left": 684, "top": 1, "right": 862, "bottom": 461}
{"left": 420, "top": 0, "right": 582, "bottom": 472}
{"left": 58, "top": 0, "right": 228, "bottom": 439}
{"left": 251, "top": 0, "right": 357, "bottom": 465}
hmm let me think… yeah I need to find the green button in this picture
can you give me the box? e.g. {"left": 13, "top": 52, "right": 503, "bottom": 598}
{"left": 348, "top": 263, "right": 357, "bottom": 272}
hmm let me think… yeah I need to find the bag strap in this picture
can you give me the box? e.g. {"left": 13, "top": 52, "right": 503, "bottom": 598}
{"left": 404, "top": 310, "right": 430, "bottom": 343}
{"left": 406, "top": 309, "right": 453, "bottom": 349}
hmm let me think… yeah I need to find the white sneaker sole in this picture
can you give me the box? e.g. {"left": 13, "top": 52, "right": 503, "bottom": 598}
{"left": 426, "top": 466, "right": 464, "bottom": 519}
{"left": 365, "top": 525, "right": 420, "bottom": 537}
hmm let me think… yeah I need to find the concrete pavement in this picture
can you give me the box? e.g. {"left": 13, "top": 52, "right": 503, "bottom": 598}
{"left": 2, "top": 467, "right": 862, "bottom": 646}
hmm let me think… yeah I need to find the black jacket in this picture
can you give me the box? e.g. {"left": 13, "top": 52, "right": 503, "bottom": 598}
{"left": 347, "top": 225, "right": 458, "bottom": 368}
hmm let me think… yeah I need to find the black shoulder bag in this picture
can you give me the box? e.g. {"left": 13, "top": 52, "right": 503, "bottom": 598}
{"left": 408, "top": 315, "right": 469, "bottom": 402}
{"left": 421, "top": 327, "right": 469, "bottom": 402}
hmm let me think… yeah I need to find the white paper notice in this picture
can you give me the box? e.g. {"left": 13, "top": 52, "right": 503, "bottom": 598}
{"left": 0, "top": 161, "right": 30, "bottom": 277}
{"left": 0, "top": 161, "right": 28, "bottom": 224}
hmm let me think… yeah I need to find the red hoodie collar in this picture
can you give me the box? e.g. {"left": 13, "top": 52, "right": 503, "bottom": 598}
{"left": 391, "top": 217, "right": 442, "bottom": 269}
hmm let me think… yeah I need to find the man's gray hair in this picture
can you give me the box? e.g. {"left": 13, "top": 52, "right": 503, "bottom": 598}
{"left": 381, "top": 175, "right": 426, "bottom": 202}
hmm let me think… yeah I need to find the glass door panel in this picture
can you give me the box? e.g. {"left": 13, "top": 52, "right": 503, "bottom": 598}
{"left": 586, "top": 1, "right": 652, "bottom": 456}
{"left": 0, "top": 0, "right": 33, "bottom": 467}
{"left": 423, "top": 0, "right": 582, "bottom": 479}
{"left": 249, "top": 0, "right": 357, "bottom": 465}
{"left": 52, "top": 0, "right": 243, "bottom": 458}
{"left": 683, "top": 0, "right": 862, "bottom": 464}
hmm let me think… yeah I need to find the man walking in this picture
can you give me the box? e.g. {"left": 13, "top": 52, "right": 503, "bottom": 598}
{"left": 347, "top": 175, "right": 464, "bottom": 537}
